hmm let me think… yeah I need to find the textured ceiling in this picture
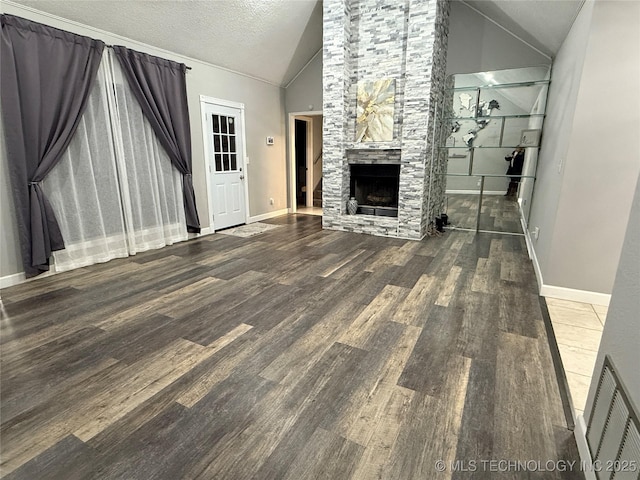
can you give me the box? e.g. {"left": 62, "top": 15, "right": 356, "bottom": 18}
{"left": 9, "top": 0, "right": 323, "bottom": 86}
{"left": 8, "top": 0, "right": 583, "bottom": 86}
{"left": 462, "top": 0, "right": 584, "bottom": 58}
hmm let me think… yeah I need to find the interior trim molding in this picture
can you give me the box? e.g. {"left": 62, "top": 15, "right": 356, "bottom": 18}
{"left": 574, "top": 414, "right": 598, "bottom": 480}
{"left": 0, "top": 268, "right": 59, "bottom": 290}
{"left": 188, "top": 226, "right": 214, "bottom": 239}
{"left": 541, "top": 285, "right": 611, "bottom": 307}
{"left": 0, "top": 272, "right": 27, "bottom": 290}
{"left": 445, "top": 189, "right": 505, "bottom": 195}
{"left": 522, "top": 211, "right": 611, "bottom": 307}
{"left": 284, "top": 48, "right": 322, "bottom": 89}
{"left": 2, "top": 1, "right": 282, "bottom": 87}
{"left": 523, "top": 218, "right": 545, "bottom": 289}
{"left": 538, "top": 296, "right": 576, "bottom": 431}
{"left": 2, "top": 233, "right": 205, "bottom": 290}
{"left": 248, "top": 209, "right": 288, "bottom": 223}
{"left": 526, "top": 238, "right": 612, "bottom": 306}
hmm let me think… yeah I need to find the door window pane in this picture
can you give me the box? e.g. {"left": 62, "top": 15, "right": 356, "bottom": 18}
{"left": 211, "top": 114, "right": 240, "bottom": 172}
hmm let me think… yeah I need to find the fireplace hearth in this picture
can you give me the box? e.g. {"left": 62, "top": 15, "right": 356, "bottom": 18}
{"left": 350, "top": 164, "right": 400, "bottom": 217}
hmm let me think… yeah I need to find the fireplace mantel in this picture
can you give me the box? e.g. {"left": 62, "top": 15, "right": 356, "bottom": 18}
{"left": 345, "top": 143, "right": 402, "bottom": 151}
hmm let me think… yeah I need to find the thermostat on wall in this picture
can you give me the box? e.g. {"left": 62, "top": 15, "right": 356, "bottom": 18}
{"left": 266, "top": 136, "right": 274, "bottom": 145}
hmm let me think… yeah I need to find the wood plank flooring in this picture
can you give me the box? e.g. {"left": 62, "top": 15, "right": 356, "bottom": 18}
{"left": 446, "top": 194, "right": 524, "bottom": 234}
{"left": 0, "top": 214, "right": 582, "bottom": 479}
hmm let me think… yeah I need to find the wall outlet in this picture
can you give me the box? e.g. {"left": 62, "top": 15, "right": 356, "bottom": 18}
{"left": 532, "top": 227, "right": 540, "bottom": 240}
{"left": 558, "top": 158, "right": 564, "bottom": 173}
{"left": 269, "top": 198, "right": 274, "bottom": 205}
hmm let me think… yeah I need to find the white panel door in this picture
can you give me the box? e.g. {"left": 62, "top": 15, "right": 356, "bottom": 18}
{"left": 203, "top": 103, "right": 246, "bottom": 230}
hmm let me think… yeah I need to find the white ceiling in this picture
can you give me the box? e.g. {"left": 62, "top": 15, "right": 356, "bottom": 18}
{"left": 10, "top": 0, "right": 323, "bottom": 86}
{"left": 8, "top": 0, "right": 583, "bottom": 86}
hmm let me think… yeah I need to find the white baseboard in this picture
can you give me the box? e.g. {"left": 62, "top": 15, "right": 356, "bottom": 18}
{"left": 0, "top": 271, "right": 26, "bottom": 290}
{"left": 445, "top": 189, "right": 505, "bottom": 195}
{"left": 248, "top": 209, "right": 288, "bottom": 223}
{"left": 574, "top": 414, "right": 597, "bottom": 480}
{"left": 527, "top": 242, "right": 611, "bottom": 306}
{"left": 541, "top": 285, "right": 611, "bottom": 307}
{"left": 519, "top": 203, "right": 611, "bottom": 307}
{"left": 2, "top": 231, "right": 208, "bottom": 291}
{"left": 524, "top": 227, "right": 545, "bottom": 290}
{"left": 0, "top": 267, "right": 59, "bottom": 290}
{"left": 188, "top": 226, "right": 214, "bottom": 239}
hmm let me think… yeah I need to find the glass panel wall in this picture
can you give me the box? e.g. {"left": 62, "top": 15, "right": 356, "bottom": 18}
{"left": 441, "top": 66, "right": 550, "bottom": 235}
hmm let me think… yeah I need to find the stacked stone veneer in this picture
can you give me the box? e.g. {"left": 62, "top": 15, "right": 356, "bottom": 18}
{"left": 322, "top": 0, "right": 450, "bottom": 239}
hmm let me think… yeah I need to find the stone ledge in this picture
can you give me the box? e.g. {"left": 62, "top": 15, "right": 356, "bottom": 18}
{"left": 345, "top": 142, "right": 402, "bottom": 150}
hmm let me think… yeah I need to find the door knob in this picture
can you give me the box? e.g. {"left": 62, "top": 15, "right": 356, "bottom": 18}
{"left": 240, "top": 175, "right": 244, "bottom": 180}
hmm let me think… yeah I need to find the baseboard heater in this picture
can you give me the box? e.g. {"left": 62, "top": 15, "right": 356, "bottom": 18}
{"left": 586, "top": 355, "right": 640, "bottom": 480}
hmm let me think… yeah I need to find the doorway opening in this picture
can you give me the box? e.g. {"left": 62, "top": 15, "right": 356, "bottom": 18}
{"left": 295, "top": 119, "right": 308, "bottom": 208}
{"left": 289, "top": 112, "right": 323, "bottom": 216}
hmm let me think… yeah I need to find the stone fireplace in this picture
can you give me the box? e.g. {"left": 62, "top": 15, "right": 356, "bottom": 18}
{"left": 350, "top": 164, "right": 400, "bottom": 216}
{"left": 322, "top": 0, "right": 450, "bottom": 239}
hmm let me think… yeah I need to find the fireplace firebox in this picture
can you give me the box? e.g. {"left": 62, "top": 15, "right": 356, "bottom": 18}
{"left": 350, "top": 164, "right": 400, "bottom": 217}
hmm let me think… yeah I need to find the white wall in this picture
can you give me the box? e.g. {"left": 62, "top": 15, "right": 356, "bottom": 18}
{"left": 312, "top": 115, "right": 323, "bottom": 191}
{"left": 446, "top": 1, "right": 551, "bottom": 75}
{"left": 284, "top": 52, "right": 322, "bottom": 211}
{"left": 285, "top": 52, "right": 322, "bottom": 114}
{"left": 0, "top": 4, "right": 288, "bottom": 279}
{"left": 528, "top": 0, "right": 640, "bottom": 297}
{"left": 283, "top": 1, "right": 553, "bottom": 112}
{"left": 0, "top": 114, "right": 23, "bottom": 280}
{"left": 584, "top": 170, "right": 640, "bottom": 432}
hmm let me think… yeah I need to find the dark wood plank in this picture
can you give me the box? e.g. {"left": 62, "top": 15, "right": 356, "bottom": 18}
{"left": 397, "top": 305, "right": 464, "bottom": 395}
{"left": 2, "top": 435, "right": 98, "bottom": 480}
{"left": 0, "top": 214, "right": 580, "bottom": 479}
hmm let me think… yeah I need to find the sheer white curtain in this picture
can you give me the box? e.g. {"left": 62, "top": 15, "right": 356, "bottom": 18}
{"left": 107, "top": 51, "right": 187, "bottom": 254}
{"left": 43, "top": 51, "right": 187, "bottom": 272}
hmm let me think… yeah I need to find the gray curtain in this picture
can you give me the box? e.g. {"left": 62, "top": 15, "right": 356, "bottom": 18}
{"left": 112, "top": 46, "right": 200, "bottom": 233}
{"left": 1, "top": 14, "right": 104, "bottom": 277}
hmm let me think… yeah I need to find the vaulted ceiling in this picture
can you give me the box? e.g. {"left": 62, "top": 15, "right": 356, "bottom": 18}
{"left": 7, "top": 0, "right": 583, "bottom": 86}
{"left": 463, "top": 0, "right": 584, "bottom": 58}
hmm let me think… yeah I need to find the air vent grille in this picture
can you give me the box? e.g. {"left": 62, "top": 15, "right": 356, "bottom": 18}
{"left": 586, "top": 356, "right": 640, "bottom": 480}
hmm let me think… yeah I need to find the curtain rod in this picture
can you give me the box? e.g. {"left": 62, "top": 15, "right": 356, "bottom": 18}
{"left": 105, "top": 44, "right": 192, "bottom": 70}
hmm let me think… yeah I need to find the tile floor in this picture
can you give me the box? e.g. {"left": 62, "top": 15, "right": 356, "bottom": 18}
{"left": 296, "top": 206, "right": 323, "bottom": 216}
{"left": 546, "top": 297, "right": 607, "bottom": 418}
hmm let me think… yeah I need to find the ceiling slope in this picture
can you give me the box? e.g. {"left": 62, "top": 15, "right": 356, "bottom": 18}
{"left": 7, "top": 0, "right": 584, "bottom": 85}
{"left": 8, "top": 0, "right": 323, "bottom": 86}
{"left": 462, "top": 0, "right": 584, "bottom": 58}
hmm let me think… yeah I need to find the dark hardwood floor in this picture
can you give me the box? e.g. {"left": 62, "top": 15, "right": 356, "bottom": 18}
{"left": 0, "top": 214, "right": 581, "bottom": 479}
